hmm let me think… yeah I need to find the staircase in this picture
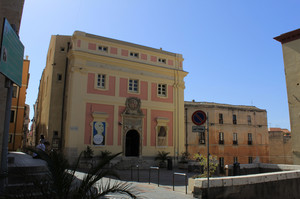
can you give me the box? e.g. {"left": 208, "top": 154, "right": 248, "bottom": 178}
{"left": 113, "top": 157, "right": 153, "bottom": 170}
{"left": 4, "top": 152, "right": 48, "bottom": 198}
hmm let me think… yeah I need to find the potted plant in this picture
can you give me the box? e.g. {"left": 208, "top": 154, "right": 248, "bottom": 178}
{"left": 178, "top": 151, "right": 190, "bottom": 169}
{"left": 154, "top": 151, "right": 170, "bottom": 168}
{"left": 99, "top": 150, "right": 112, "bottom": 168}
{"left": 83, "top": 146, "right": 94, "bottom": 159}
{"left": 80, "top": 146, "right": 94, "bottom": 169}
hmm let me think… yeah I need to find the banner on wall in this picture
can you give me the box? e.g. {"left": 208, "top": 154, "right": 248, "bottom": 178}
{"left": 93, "top": 121, "right": 106, "bottom": 145}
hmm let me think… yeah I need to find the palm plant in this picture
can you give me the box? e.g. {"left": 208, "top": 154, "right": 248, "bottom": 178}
{"left": 154, "top": 151, "right": 170, "bottom": 168}
{"left": 9, "top": 148, "right": 140, "bottom": 199}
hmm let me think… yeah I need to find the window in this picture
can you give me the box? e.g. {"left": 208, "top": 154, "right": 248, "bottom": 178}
{"left": 158, "top": 58, "right": 166, "bottom": 64}
{"left": 57, "top": 74, "right": 62, "bottom": 81}
{"left": 157, "top": 126, "right": 167, "bottom": 146}
{"left": 98, "top": 46, "right": 108, "bottom": 52}
{"left": 128, "top": 79, "right": 139, "bottom": 93}
{"left": 158, "top": 84, "right": 167, "bottom": 97}
{"left": 233, "top": 114, "right": 237, "bottom": 124}
{"left": 60, "top": 47, "right": 65, "bottom": 52}
{"left": 10, "top": 110, "right": 15, "bottom": 123}
{"left": 199, "top": 132, "right": 205, "bottom": 144}
{"left": 234, "top": 157, "right": 238, "bottom": 163}
{"left": 233, "top": 133, "right": 238, "bottom": 145}
{"left": 248, "top": 133, "right": 252, "bottom": 145}
{"left": 97, "top": 74, "right": 106, "bottom": 89}
{"left": 8, "top": 134, "right": 12, "bottom": 143}
{"left": 130, "top": 52, "right": 139, "bottom": 58}
{"left": 12, "top": 85, "right": 18, "bottom": 98}
{"left": 248, "top": 157, "right": 253, "bottom": 164}
{"left": 219, "top": 157, "right": 225, "bottom": 172}
{"left": 219, "top": 132, "right": 224, "bottom": 144}
{"left": 247, "top": 115, "right": 251, "bottom": 125}
{"left": 219, "top": 113, "right": 223, "bottom": 124}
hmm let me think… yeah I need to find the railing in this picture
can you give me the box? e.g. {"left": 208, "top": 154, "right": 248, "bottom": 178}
{"left": 149, "top": 166, "right": 160, "bottom": 186}
{"left": 173, "top": 172, "right": 187, "bottom": 194}
{"left": 129, "top": 165, "right": 188, "bottom": 194}
{"left": 131, "top": 165, "right": 140, "bottom": 182}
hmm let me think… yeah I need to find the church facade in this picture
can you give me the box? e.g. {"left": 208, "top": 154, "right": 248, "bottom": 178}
{"left": 35, "top": 31, "right": 188, "bottom": 162}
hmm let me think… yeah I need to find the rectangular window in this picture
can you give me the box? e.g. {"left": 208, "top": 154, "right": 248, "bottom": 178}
{"left": 60, "top": 47, "right": 65, "bottom": 52}
{"left": 219, "top": 132, "right": 224, "bottom": 144}
{"left": 57, "top": 73, "right": 62, "bottom": 81}
{"left": 199, "top": 132, "right": 205, "bottom": 144}
{"left": 8, "top": 134, "right": 12, "bottom": 143}
{"left": 248, "top": 157, "right": 253, "bottom": 164}
{"left": 233, "top": 114, "right": 237, "bottom": 124}
{"left": 129, "top": 79, "right": 139, "bottom": 92}
{"left": 10, "top": 110, "right": 15, "bottom": 123}
{"left": 97, "top": 74, "right": 106, "bottom": 89}
{"left": 158, "top": 58, "right": 166, "bottom": 64}
{"left": 219, "top": 113, "right": 223, "bottom": 124}
{"left": 248, "top": 133, "right": 252, "bottom": 145}
{"left": 98, "top": 46, "right": 108, "bottom": 52}
{"left": 12, "top": 85, "right": 18, "bottom": 98}
{"left": 248, "top": 115, "right": 251, "bottom": 125}
{"left": 158, "top": 84, "right": 167, "bottom": 97}
{"left": 130, "top": 52, "right": 139, "bottom": 58}
{"left": 234, "top": 157, "right": 238, "bottom": 163}
{"left": 219, "top": 157, "right": 225, "bottom": 171}
{"left": 233, "top": 133, "right": 238, "bottom": 145}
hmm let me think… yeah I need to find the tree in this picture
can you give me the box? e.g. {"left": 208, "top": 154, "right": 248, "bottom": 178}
{"left": 6, "top": 149, "right": 140, "bottom": 199}
{"left": 193, "top": 153, "right": 218, "bottom": 178}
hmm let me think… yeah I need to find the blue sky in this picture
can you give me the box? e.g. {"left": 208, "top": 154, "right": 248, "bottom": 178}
{"left": 19, "top": 0, "right": 300, "bottom": 130}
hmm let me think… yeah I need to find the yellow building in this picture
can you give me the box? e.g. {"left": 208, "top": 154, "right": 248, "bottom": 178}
{"left": 35, "top": 31, "right": 188, "bottom": 164}
{"left": 8, "top": 57, "right": 30, "bottom": 151}
{"left": 275, "top": 29, "right": 300, "bottom": 164}
{"left": 185, "top": 101, "right": 269, "bottom": 169}
{"left": 268, "top": 128, "right": 292, "bottom": 164}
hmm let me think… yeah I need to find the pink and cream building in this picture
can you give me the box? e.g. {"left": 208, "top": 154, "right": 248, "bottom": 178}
{"left": 35, "top": 31, "right": 188, "bottom": 162}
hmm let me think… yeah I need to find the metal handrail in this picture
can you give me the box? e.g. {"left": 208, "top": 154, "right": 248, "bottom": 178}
{"left": 173, "top": 172, "right": 187, "bottom": 194}
{"left": 149, "top": 166, "right": 160, "bottom": 186}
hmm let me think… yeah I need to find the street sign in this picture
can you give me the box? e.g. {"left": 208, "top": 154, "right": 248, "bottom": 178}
{"left": 192, "top": 126, "right": 205, "bottom": 133}
{"left": 0, "top": 18, "right": 24, "bottom": 86}
{"left": 192, "top": 110, "right": 207, "bottom": 125}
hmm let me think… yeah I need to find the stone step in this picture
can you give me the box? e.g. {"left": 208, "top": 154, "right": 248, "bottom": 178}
{"left": 4, "top": 183, "right": 42, "bottom": 198}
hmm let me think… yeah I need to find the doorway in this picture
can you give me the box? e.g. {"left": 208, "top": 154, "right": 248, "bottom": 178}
{"left": 125, "top": 130, "right": 140, "bottom": 156}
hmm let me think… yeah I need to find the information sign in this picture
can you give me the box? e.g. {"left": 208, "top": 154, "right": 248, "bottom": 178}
{"left": 0, "top": 18, "right": 24, "bottom": 86}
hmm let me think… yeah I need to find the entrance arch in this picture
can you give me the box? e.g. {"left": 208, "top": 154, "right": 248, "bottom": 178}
{"left": 125, "top": 130, "right": 140, "bottom": 156}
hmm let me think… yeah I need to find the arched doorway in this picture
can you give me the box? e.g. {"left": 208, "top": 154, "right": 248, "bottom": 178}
{"left": 125, "top": 130, "right": 140, "bottom": 156}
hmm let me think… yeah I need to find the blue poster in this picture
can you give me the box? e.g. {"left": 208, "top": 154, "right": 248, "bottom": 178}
{"left": 93, "top": 121, "right": 106, "bottom": 145}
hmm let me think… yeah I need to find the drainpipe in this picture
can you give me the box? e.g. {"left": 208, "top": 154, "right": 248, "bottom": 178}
{"left": 12, "top": 86, "right": 20, "bottom": 150}
{"left": 60, "top": 42, "right": 70, "bottom": 150}
{"left": 185, "top": 107, "right": 188, "bottom": 153}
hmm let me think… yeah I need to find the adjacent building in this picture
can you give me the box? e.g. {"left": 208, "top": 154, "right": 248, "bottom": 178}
{"left": 35, "top": 31, "right": 188, "bottom": 163}
{"left": 268, "top": 128, "right": 292, "bottom": 164}
{"left": 8, "top": 57, "right": 30, "bottom": 151}
{"left": 275, "top": 29, "right": 300, "bottom": 164}
{"left": 185, "top": 101, "right": 269, "bottom": 170}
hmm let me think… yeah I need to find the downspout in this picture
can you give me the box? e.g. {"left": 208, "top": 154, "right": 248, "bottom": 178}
{"left": 60, "top": 42, "right": 70, "bottom": 150}
{"left": 12, "top": 86, "right": 20, "bottom": 150}
{"left": 185, "top": 107, "right": 188, "bottom": 153}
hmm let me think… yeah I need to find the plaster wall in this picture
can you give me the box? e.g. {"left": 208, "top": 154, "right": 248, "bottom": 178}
{"left": 281, "top": 40, "right": 300, "bottom": 164}
{"left": 185, "top": 102, "right": 269, "bottom": 165}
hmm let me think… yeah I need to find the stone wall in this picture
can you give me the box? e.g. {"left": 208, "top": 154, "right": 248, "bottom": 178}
{"left": 190, "top": 164, "right": 300, "bottom": 199}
